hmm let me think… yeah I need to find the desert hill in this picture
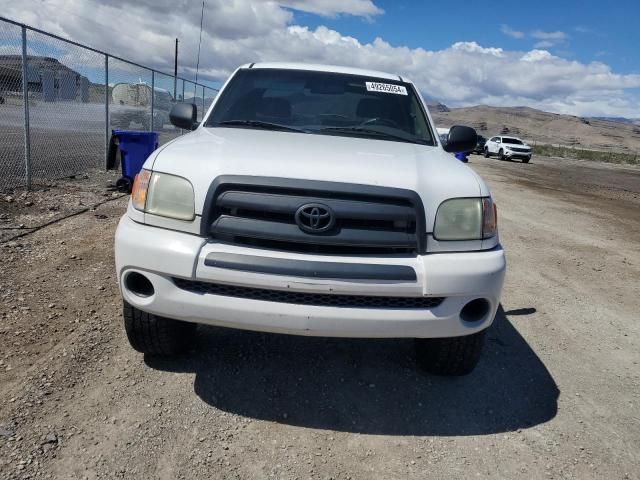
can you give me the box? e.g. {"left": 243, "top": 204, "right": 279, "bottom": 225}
{"left": 430, "top": 105, "right": 640, "bottom": 153}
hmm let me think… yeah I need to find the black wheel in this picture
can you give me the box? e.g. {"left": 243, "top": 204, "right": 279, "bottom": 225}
{"left": 414, "top": 330, "right": 486, "bottom": 376}
{"left": 499, "top": 149, "right": 505, "bottom": 160}
{"left": 123, "top": 301, "right": 196, "bottom": 355}
{"left": 115, "top": 176, "right": 132, "bottom": 193}
{"left": 523, "top": 158, "right": 530, "bottom": 163}
{"left": 484, "top": 147, "right": 490, "bottom": 158}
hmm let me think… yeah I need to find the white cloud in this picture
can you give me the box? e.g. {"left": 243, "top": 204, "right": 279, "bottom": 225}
{"left": 531, "top": 30, "right": 567, "bottom": 42}
{"left": 501, "top": 26, "right": 568, "bottom": 48}
{"left": 500, "top": 24, "right": 524, "bottom": 39}
{"left": 533, "top": 40, "right": 555, "bottom": 49}
{"left": 520, "top": 50, "right": 554, "bottom": 62}
{"left": 3, "top": 0, "right": 640, "bottom": 117}
{"left": 451, "top": 41, "right": 504, "bottom": 57}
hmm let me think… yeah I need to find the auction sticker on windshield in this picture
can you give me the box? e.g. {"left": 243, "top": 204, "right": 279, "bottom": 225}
{"left": 366, "top": 82, "right": 408, "bottom": 95}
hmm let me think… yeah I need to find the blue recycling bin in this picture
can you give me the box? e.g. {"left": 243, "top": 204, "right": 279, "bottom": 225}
{"left": 111, "top": 130, "right": 159, "bottom": 192}
{"left": 454, "top": 151, "right": 469, "bottom": 163}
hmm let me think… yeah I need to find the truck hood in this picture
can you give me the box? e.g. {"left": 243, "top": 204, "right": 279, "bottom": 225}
{"left": 149, "top": 127, "right": 488, "bottom": 230}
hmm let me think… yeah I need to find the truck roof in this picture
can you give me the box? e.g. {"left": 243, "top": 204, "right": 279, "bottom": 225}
{"left": 241, "top": 62, "right": 408, "bottom": 83}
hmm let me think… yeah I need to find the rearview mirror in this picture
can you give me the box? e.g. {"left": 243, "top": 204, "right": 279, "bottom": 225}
{"left": 444, "top": 125, "right": 477, "bottom": 153}
{"left": 170, "top": 103, "right": 198, "bottom": 130}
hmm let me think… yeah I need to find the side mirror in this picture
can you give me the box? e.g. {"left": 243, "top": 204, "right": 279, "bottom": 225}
{"left": 170, "top": 102, "right": 198, "bottom": 130}
{"left": 444, "top": 125, "right": 477, "bottom": 153}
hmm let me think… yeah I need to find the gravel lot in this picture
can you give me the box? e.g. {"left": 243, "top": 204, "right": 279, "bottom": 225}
{"left": 0, "top": 154, "right": 639, "bottom": 479}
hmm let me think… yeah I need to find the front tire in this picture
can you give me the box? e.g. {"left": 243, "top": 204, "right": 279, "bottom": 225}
{"left": 523, "top": 157, "right": 530, "bottom": 163}
{"left": 123, "top": 301, "right": 196, "bottom": 355}
{"left": 484, "top": 147, "right": 490, "bottom": 158}
{"left": 499, "top": 149, "right": 506, "bottom": 160}
{"left": 415, "top": 330, "right": 486, "bottom": 376}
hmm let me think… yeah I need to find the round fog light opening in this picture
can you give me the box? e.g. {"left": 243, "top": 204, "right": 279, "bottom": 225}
{"left": 460, "top": 298, "right": 490, "bottom": 323}
{"left": 125, "top": 271, "right": 154, "bottom": 298}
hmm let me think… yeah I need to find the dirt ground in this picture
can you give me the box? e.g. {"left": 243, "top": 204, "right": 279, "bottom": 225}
{"left": 0, "top": 154, "right": 639, "bottom": 479}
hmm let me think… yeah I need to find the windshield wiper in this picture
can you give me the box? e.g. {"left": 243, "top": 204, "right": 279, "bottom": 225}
{"left": 319, "top": 126, "right": 429, "bottom": 145}
{"left": 216, "top": 119, "right": 308, "bottom": 133}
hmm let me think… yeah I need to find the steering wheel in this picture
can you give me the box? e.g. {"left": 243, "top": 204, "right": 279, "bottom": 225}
{"left": 360, "top": 117, "right": 399, "bottom": 128}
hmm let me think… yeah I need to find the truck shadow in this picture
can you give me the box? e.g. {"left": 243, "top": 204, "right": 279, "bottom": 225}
{"left": 145, "top": 305, "right": 558, "bottom": 436}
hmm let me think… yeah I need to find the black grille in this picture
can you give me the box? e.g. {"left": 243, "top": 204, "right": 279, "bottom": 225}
{"left": 173, "top": 278, "right": 444, "bottom": 309}
{"left": 201, "top": 176, "right": 426, "bottom": 255}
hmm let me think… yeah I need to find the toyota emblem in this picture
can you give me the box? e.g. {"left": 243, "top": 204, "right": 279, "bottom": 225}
{"left": 295, "top": 203, "right": 335, "bottom": 233}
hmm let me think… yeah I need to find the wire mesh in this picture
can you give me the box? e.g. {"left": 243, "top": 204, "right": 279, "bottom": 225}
{"left": 108, "top": 57, "right": 152, "bottom": 132}
{"left": 183, "top": 79, "right": 203, "bottom": 122}
{"left": 179, "top": 78, "right": 185, "bottom": 103}
{"left": 153, "top": 71, "right": 181, "bottom": 143}
{"left": 25, "top": 29, "right": 106, "bottom": 183}
{"left": 203, "top": 86, "right": 217, "bottom": 116}
{"left": 201, "top": 85, "right": 205, "bottom": 119}
{"left": 0, "top": 21, "right": 26, "bottom": 189}
{"left": 0, "top": 18, "right": 218, "bottom": 191}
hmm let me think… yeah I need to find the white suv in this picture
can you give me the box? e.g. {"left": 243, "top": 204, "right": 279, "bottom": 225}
{"left": 114, "top": 63, "right": 506, "bottom": 376}
{"left": 484, "top": 136, "right": 532, "bottom": 163}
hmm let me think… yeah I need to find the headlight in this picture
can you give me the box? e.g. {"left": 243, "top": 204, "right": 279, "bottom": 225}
{"left": 131, "top": 169, "right": 151, "bottom": 211}
{"left": 131, "top": 170, "right": 195, "bottom": 221}
{"left": 434, "top": 197, "right": 497, "bottom": 240}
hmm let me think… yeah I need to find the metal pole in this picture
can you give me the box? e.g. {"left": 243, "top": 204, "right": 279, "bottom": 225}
{"left": 201, "top": 85, "right": 205, "bottom": 118}
{"left": 150, "top": 71, "right": 154, "bottom": 131}
{"left": 174, "top": 38, "right": 178, "bottom": 99}
{"left": 21, "top": 26, "right": 31, "bottom": 190}
{"left": 180, "top": 80, "right": 185, "bottom": 134}
{"left": 105, "top": 54, "right": 109, "bottom": 168}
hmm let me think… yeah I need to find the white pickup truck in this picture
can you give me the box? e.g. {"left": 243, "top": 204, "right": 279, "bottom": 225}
{"left": 114, "top": 63, "right": 506, "bottom": 376}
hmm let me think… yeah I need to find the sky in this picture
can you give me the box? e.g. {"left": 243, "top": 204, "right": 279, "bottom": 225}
{"left": 2, "top": 0, "right": 640, "bottom": 117}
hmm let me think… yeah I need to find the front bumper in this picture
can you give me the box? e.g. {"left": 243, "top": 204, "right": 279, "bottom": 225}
{"left": 115, "top": 215, "right": 506, "bottom": 338}
{"left": 504, "top": 150, "right": 532, "bottom": 159}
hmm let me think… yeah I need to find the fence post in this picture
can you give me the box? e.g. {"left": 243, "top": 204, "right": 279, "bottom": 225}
{"left": 21, "top": 26, "right": 31, "bottom": 190}
{"left": 150, "top": 71, "right": 155, "bottom": 131}
{"left": 104, "top": 54, "right": 109, "bottom": 168}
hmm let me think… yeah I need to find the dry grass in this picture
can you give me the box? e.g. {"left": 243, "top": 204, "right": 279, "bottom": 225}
{"left": 533, "top": 144, "right": 640, "bottom": 165}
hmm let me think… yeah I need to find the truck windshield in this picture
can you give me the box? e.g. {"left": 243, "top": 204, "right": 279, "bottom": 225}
{"left": 204, "top": 68, "right": 435, "bottom": 146}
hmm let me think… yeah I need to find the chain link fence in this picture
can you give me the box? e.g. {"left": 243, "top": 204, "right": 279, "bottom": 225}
{"left": 0, "top": 17, "right": 218, "bottom": 191}
{"left": 0, "top": 20, "right": 26, "bottom": 190}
